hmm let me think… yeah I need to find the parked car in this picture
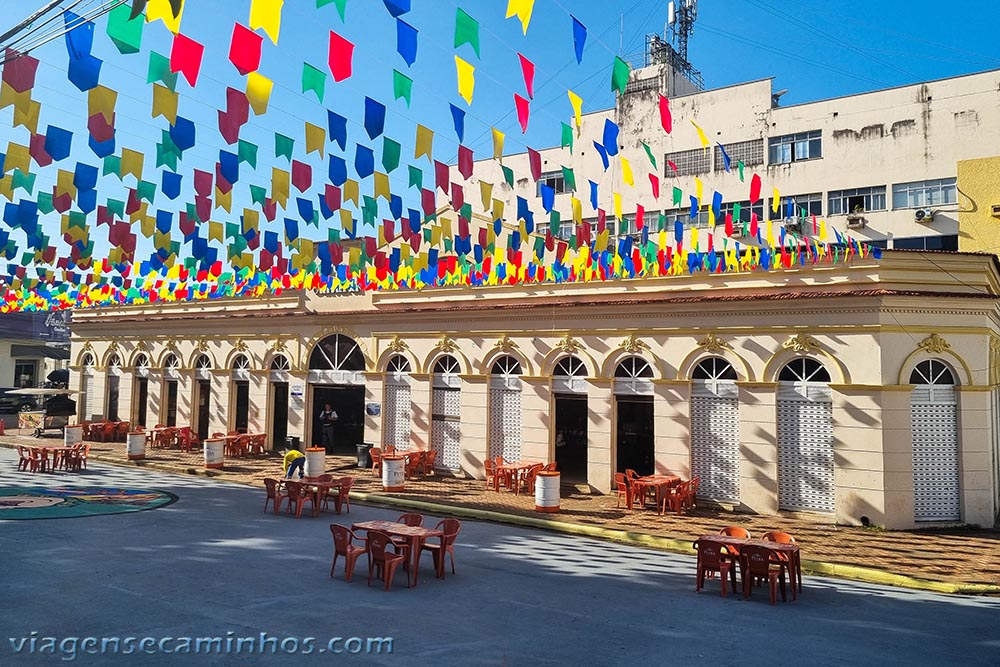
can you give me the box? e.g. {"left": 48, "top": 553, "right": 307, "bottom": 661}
{"left": 0, "top": 389, "right": 37, "bottom": 414}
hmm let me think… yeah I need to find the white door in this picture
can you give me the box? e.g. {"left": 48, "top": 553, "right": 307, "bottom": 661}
{"left": 489, "top": 356, "right": 523, "bottom": 461}
{"left": 777, "top": 358, "right": 834, "bottom": 514}
{"left": 431, "top": 356, "right": 461, "bottom": 470}
{"left": 383, "top": 355, "right": 412, "bottom": 450}
{"left": 690, "top": 358, "right": 740, "bottom": 503}
{"left": 910, "top": 360, "right": 960, "bottom": 521}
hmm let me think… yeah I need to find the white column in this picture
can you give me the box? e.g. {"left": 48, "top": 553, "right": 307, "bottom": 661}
{"left": 364, "top": 371, "right": 385, "bottom": 448}
{"left": 738, "top": 382, "right": 778, "bottom": 515}
{"left": 460, "top": 375, "right": 488, "bottom": 478}
{"left": 408, "top": 372, "right": 432, "bottom": 450}
{"left": 520, "top": 377, "right": 550, "bottom": 463}
{"left": 587, "top": 379, "right": 613, "bottom": 494}
{"left": 655, "top": 381, "right": 690, "bottom": 477}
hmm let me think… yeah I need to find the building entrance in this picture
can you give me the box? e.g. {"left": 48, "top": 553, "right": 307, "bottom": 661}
{"left": 311, "top": 385, "right": 364, "bottom": 453}
{"left": 554, "top": 394, "right": 588, "bottom": 483}
{"left": 616, "top": 397, "right": 654, "bottom": 475}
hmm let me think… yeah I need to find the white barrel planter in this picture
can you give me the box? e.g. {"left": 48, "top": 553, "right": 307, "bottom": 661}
{"left": 126, "top": 431, "right": 146, "bottom": 460}
{"left": 535, "top": 471, "right": 561, "bottom": 513}
{"left": 203, "top": 438, "right": 225, "bottom": 469}
{"left": 381, "top": 455, "right": 405, "bottom": 492}
{"left": 64, "top": 424, "right": 84, "bottom": 446}
{"left": 304, "top": 447, "right": 326, "bottom": 478}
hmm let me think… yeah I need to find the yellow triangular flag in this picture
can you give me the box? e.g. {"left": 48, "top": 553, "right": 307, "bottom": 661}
{"left": 491, "top": 128, "right": 505, "bottom": 160}
{"left": 151, "top": 83, "right": 178, "bottom": 123}
{"left": 772, "top": 188, "right": 781, "bottom": 214}
{"left": 572, "top": 197, "right": 582, "bottom": 223}
{"left": 121, "top": 148, "right": 144, "bottom": 181}
{"left": 88, "top": 85, "right": 117, "bottom": 124}
{"left": 13, "top": 99, "right": 40, "bottom": 134}
{"left": 374, "top": 172, "right": 391, "bottom": 201}
{"left": 215, "top": 187, "right": 232, "bottom": 212}
{"left": 414, "top": 124, "right": 433, "bottom": 162}
{"left": 613, "top": 192, "right": 622, "bottom": 220}
{"left": 209, "top": 221, "right": 224, "bottom": 243}
{"left": 505, "top": 0, "right": 534, "bottom": 34}
{"left": 620, "top": 156, "right": 633, "bottom": 187}
{"left": 480, "top": 181, "right": 493, "bottom": 211}
{"left": 694, "top": 178, "right": 703, "bottom": 207}
{"left": 246, "top": 71, "right": 273, "bottom": 115}
{"left": 304, "top": 121, "right": 325, "bottom": 157}
{"left": 271, "top": 167, "right": 290, "bottom": 207}
{"left": 343, "top": 178, "right": 359, "bottom": 206}
{"left": 567, "top": 90, "right": 582, "bottom": 132}
{"left": 146, "top": 0, "right": 184, "bottom": 34}
{"left": 4, "top": 142, "right": 29, "bottom": 174}
{"left": 249, "top": 0, "right": 283, "bottom": 44}
{"left": 0, "top": 82, "right": 30, "bottom": 113}
{"left": 455, "top": 56, "right": 475, "bottom": 105}
{"left": 492, "top": 198, "right": 504, "bottom": 222}
{"left": 691, "top": 120, "right": 710, "bottom": 149}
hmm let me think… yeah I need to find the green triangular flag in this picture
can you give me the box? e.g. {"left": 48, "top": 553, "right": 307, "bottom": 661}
{"left": 136, "top": 180, "right": 156, "bottom": 203}
{"left": 106, "top": 4, "right": 143, "bottom": 54}
{"left": 611, "top": 56, "right": 630, "bottom": 95}
{"left": 147, "top": 51, "right": 177, "bottom": 91}
{"left": 362, "top": 195, "right": 377, "bottom": 225}
{"left": 454, "top": 8, "right": 480, "bottom": 57}
{"left": 407, "top": 165, "right": 422, "bottom": 189}
{"left": 68, "top": 211, "right": 87, "bottom": 229}
{"left": 102, "top": 155, "right": 121, "bottom": 177}
{"left": 237, "top": 140, "right": 258, "bottom": 168}
{"left": 460, "top": 202, "right": 472, "bottom": 219}
{"left": 561, "top": 166, "right": 576, "bottom": 192}
{"left": 188, "top": 203, "right": 202, "bottom": 224}
{"left": 737, "top": 160, "right": 745, "bottom": 182}
{"left": 301, "top": 63, "right": 326, "bottom": 102}
{"left": 156, "top": 143, "right": 178, "bottom": 171}
{"left": 392, "top": 70, "right": 413, "bottom": 107}
{"left": 641, "top": 142, "right": 657, "bottom": 169}
{"left": 318, "top": 0, "right": 347, "bottom": 21}
{"left": 249, "top": 184, "right": 267, "bottom": 206}
{"left": 225, "top": 221, "right": 239, "bottom": 239}
{"left": 502, "top": 165, "right": 514, "bottom": 187}
{"left": 106, "top": 198, "right": 124, "bottom": 218}
{"left": 382, "top": 137, "right": 401, "bottom": 173}
{"left": 560, "top": 122, "right": 574, "bottom": 153}
{"left": 37, "top": 191, "right": 54, "bottom": 214}
{"left": 12, "top": 169, "right": 35, "bottom": 194}
{"left": 550, "top": 210, "right": 560, "bottom": 226}
{"left": 275, "top": 134, "right": 294, "bottom": 162}
{"left": 672, "top": 186, "right": 682, "bottom": 207}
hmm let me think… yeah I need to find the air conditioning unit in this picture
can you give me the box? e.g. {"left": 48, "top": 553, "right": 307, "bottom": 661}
{"left": 846, "top": 212, "right": 867, "bottom": 229}
{"left": 991, "top": 204, "right": 1000, "bottom": 219}
{"left": 729, "top": 225, "right": 744, "bottom": 238}
{"left": 914, "top": 208, "right": 934, "bottom": 223}
{"left": 784, "top": 219, "right": 802, "bottom": 233}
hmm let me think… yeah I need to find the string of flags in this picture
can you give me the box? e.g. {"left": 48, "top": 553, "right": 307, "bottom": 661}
{"left": 0, "top": 0, "right": 881, "bottom": 314}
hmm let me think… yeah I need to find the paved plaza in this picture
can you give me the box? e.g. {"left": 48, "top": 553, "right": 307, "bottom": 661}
{"left": 2, "top": 448, "right": 999, "bottom": 666}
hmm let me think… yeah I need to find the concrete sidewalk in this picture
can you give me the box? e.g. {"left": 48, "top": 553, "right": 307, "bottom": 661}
{"left": 3, "top": 431, "right": 998, "bottom": 594}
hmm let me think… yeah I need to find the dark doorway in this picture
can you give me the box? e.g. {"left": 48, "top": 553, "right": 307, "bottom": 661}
{"left": 197, "top": 380, "right": 211, "bottom": 440}
{"left": 135, "top": 378, "right": 148, "bottom": 427}
{"left": 106, "top": 376, "right": 120, "bottom": 422}
{"left": 616, "top": 397, "right": 654, "bottom": 475}
{"left": 555, "top": 394, "right": 588, "bottom": 483}
{"left": 271, "top": 382, "right": 289, "bottom": 450}
{"left": 234, "top": 381, "right": 250, "bottom": 433}
{"left": 312, "top": 385, "right": 364, "bottom": 453}
{"left": 165, "top": 380, "right": 178, "bottom": 427}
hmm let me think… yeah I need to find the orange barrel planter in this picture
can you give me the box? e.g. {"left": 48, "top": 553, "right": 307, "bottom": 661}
{"left": 126, "top": 431, "right": 146, "bottom": 460}
{"left": 535, "top": 470, "right": 561, "bottom": 513}
{"left": 304, "top": 447, "right": 326, "bottom": 478}
{"left": 203, "top": 437, "right": 225, "bottom": 469}
{"left": 381, "top": 455, "right": 406, "bottom": 492}
{"left": 64, "top": 424, "right": 83, "bottom": 446}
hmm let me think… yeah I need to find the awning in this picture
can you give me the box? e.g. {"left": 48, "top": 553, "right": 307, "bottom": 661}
{"left": 9, "top": 344, "right": 70, "bottom": 360}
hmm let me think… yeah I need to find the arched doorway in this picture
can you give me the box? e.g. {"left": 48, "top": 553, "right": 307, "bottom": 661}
{"left": 384, "top": 355, "right": 413, "bottom": 451}
{"left": 431, "top": 355, "right": 461, "bottom": 470}
{"left": 162, "top": 353, "right": 180, "bottom": 427}
{"left": 614, "top": 356, "right": 655, "bottom": 475}
{"left": 269, "top": 354, "right": 291, "bottom": 449}
{"left": 308, "top": 334, "right": 365, "bottom": 452}
{"left": 777, "top": 357, "right": 834, "bottom": 513}
{"left": 132, "top": 354, "right": 149, "bottom": 427}
{"left": 910, "top": 359, "right": 960, "bottom": 522}
{"left": 194, "top": 354, "right": 212, "bottom": 440}
{"left": 231, "top": 354, "right": 251, "bottom": 433}
{"left": 489, "top": 356, "right": 523, "bottom": 462}
{"left": 553, "top": 356, "right": 588, "bottom": 483}
{"left": 690, "top": 357, "right": 740, "bottom": 503}
{"left": 105, "top": 354, "right": 122, "bottom": 422}
{"left": 80, "top": 353, "right": 95, "bottom": 421}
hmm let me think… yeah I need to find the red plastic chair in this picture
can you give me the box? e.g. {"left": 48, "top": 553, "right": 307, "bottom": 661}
{"left": 397, "top": 513, "right": 424, "bottom": 527}
{"left": 763, "top": 531, "right": 801, "bottom": 593}
{"left": 720, "top": 526, "right": 752, "bottom": 539}
{"left": 64, "top": 443, "right": 84, "bottom": 472}
{"left": 661, "top": 481, "right": 692, "bottom": 514}
{"left": 543, "top": 462, "right": 558, "bottom": 472}
{"left": 324, "top": 477, "right": 354, "bottom": 514}
{"left": 329, "top": 524, "right": 365, "bottom": 582}
{"left": 613, "top": 473, "right": 630, "bottom": 509}
{"left": 404, "top": 451, "right": 422, "bottom": 479}
{"left": 369, "top": 447, "right": 383, "bottom": 477}
{"left": 421, "top": 518, "right": 462, "bottom": 578}
{"left": 740, "top": 544, "right": 788, "bottom": 604}
{"left": 283, "top": 481, "right": 315, "bottom": 518}
{"left": 79, "top": 443, "right": 91, "bottom": 470}
{"left": 16, "top": 446, "right": 31, "bottom": 472}
{"left": 688, "top": 476, "right": 701, "bottom": 509}
{"left": 30, "top": 448, "right": 50, "bottom": 474}
{"left": 366, "top": 530, "right": 407, "bottom": 591}
{"left": 693, "top": 539, "right": 737, "bottom": 597}
{"left": 518, "top": 464, "right": 544, "bottom": 495}
{"left": 484, "top": 459, "right": 500, "bottom": 490}
{"left": 263, "top": 478, "right": 285, "bottom": 513}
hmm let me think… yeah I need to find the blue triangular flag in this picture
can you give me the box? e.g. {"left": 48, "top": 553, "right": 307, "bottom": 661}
{"left": 450, "top": 103, "right": 465, "bottom": 143}
{"left": 396, "top": 18, "right": 418, "bottom": 67}
{"left": 571, "top": 16, "right": 587, "bottom": 64}
{"left": 354, "top": 144, "right": 375, "bottom": 178}
{"left": 592, "top": 141, "right": 609, "bottom": 170}
{"left": 602, "top": 119, "right": 620, "bottom": 156}
{"left": 589, "top": 180, "right": 598, "bottom": 209}
{"left": 363, "top": 97, "right": 386, "bottom": 140}
{"left": 327, "top": 111, "right": 348, "bottom": 151}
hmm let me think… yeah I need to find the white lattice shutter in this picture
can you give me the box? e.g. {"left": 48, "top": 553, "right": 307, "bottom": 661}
{"left": 911, "top": 386, "right": 960, "bottom": 521}
{"left": 432, "top": 387, "right": 461, "bottom": 470}
{"left": 383, "top": 383, "right": 412, "bottom": 450}
{"left": 690, "top": 380, "right": 740, "bottom": 502}
{"left": 81, "top": 372, "right": 95, "bottom": 419}
{"left": 777, "top": 383, "right": 834, "bottom": 513}
{"left": 489, "top": 384, "right": 522, "bottom": 461}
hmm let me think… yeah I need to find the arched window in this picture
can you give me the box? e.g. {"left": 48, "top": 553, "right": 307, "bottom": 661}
{"left": 693, "top": 357, "right": 737, "bottom": 381}
{"left": 778, "top": 357, "right": 830, "bottom": 383}
{"left": 431, "top": 355, "right": 461, "bottom": 469}
{"left": 909, "top": 359, "right": 955, "bottom": 386}
{"left": 777, "top": 357, "right": 834, "bottom": 514}
{"left": 909, "top": 359, "right": 959, "bottom": 521}
{"left": 309, "top": 334, "right": 364, "bottom": 371}
{"left": 433, "top": 355, "right": 461, "bottom": 376}
{"left": 270, "top": 354, "right": 291, "bottom": 371}
{"left": 81, "top": 353, "right": 95, "bottom": 368}
{"left": 553, "top": 355, "right": 587, "bottom": 393}
{"left": 491, "top": 355, "right": 522, "bottom": 376}
{"left": 554, "top": 356, "right": 587, "bottom": 377}
{"left": 163, "top": 353, "right": 180, "bottom": 370}
{"left": 195, "top": 355, "right": 212, "bottom": 370}
{"left": 231, "top": 354, "right": 251, "bottom": 370}
{"left": 107, "top": 354, "right": 122, "bottom": 369}
{"left": 387, "top": 355, "right": 412, "bottom": 374}
{"left": 134, "top": 354, "right": 149, "bottom": 370}
{"left": 615, "top": 356, "right": 653, "bottom": 379}
{"left": 690, "top": 357, "right": 740, "bottom": 502}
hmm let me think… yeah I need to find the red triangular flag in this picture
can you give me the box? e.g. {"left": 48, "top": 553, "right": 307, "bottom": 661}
{"left": 228, "top": 23, "right": 263, "bottom": 75}
{"left": 648, "top": 173, "right": 660, "bottom": 199}
{"left": 518, "top": 53, "right": 535, "bottom": 99}
{"left": 458, "top": 145, "right": 473, "bottom": 180}
{"left": 514, "top": 94, "right": 530, "bottom": 133}
{"left": 170, "top": 33, "right": 204, "bottom": 86}
{"left": 749, "top": 173, "right": 762, "bottom": 204}
{"left": 328, "top": 31, "right": 354, "bottom": 82}
{"left": 527, "top": 147, "right": 541, "bottom": 181}
{"left": 658, "top": 95, "right": 672, "bottom": 134}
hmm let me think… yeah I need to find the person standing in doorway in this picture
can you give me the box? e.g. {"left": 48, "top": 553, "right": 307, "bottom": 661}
{"left": 319, "top": 403, "right": 338, "bottom": 450}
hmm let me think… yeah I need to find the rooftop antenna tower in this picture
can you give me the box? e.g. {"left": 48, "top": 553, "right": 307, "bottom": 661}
{"left": 668, "top": 0, "right": 698, "bottom": 65}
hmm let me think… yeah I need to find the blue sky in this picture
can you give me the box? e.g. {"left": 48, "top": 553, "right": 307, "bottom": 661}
{"left": 2, "top": 0, "right": 998, "bottom": 272}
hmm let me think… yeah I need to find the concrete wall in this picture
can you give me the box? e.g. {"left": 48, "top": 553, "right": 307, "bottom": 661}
{"left": 958, "top": 155, "right": 1000, "bottom": 254}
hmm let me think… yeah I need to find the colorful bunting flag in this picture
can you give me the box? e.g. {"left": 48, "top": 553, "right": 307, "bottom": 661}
{"left": 455, "top": 56, "right": 475, "bottom": 105}
{"left": 454, "top": 8, "right": 480, "bottom": 57}
{"left": 571, "top": 16, "right": 587, "bottom": 64}
{"left": 328, "top": 31, "right": 354, "bottom": 81}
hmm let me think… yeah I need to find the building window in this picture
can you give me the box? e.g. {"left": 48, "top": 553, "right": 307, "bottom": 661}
{"left": 892, "top": 235, "right": 958, "bottom": 251}
{"left": 13, "top": 360, "right": 36, "bottom": 388}
{"left": 714, "top": 139, "right": 764, "bottom": 171}
{"left": 891, "top": 178, "right": 957, "bottom": 209}
{"left": 720, "top": 200, "right": 764, "bottom": 224}
{"left": 537, "top": 171, "right": 565, "bottom": 196}
{"left": 557, "top": 221, "right": 575, "bottom": 240}
{"left": 768, "top": 130, "right": 822, "bottom": 164}
{"left": 828, "top": 186, "right": 887, "bottom": 215}
{"left": 664, "top": 147, "right": 711, "bottom": 176}
{"left": 768, "top": 193, "right": 823, "bottom": 220}
{"left": 665, "top": 208, "right": 711, "bottom": 228}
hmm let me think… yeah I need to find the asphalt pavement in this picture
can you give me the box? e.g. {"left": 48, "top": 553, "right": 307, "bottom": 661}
{"left": 2, "top": 449, "right": 998, "bottom": 666}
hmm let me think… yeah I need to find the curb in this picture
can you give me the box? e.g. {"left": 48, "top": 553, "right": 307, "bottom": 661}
{"left": 4, "top": 442, "right": 999, "bottom": 596}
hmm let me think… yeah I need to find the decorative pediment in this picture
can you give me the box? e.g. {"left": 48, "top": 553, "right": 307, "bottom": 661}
{"left": 233, "top": 338, "right": 249, "bottom": 352}
{"left": 270, "top": 338, "right": 288, "bottom": 352}
{"left": 918, "top": 334, "right": 951, "bottom": 354}
{"left": 196, "top": 339, "right": 209, "bottom": 352}
{"left": 435, "top": 336, "right": 458, "bottom": 353}
{"left": 697, "top": 333, "right": 730, "bottom": 354}
{"left": 782, "top": 334, "right": 821, "bottom": 353}
{"left": 494, "top": 335, "right": 519, "bottom": 353}
{"left": 135, "top": 340, "right": 148, "bottom": 352}
{"left": 619, "top": 334, "right": 648, "bottom": 354}
{"left": 81, "top": 341, "right": 94, "bottom": 352}
{"left": 387, "top": 335, "right": 408, "bottom": 353}
{"left": 164, "top": 338, "right": 178, "bottom": 350}
{"left": 555, "top": 335, "right": 582, "bottom": 355}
